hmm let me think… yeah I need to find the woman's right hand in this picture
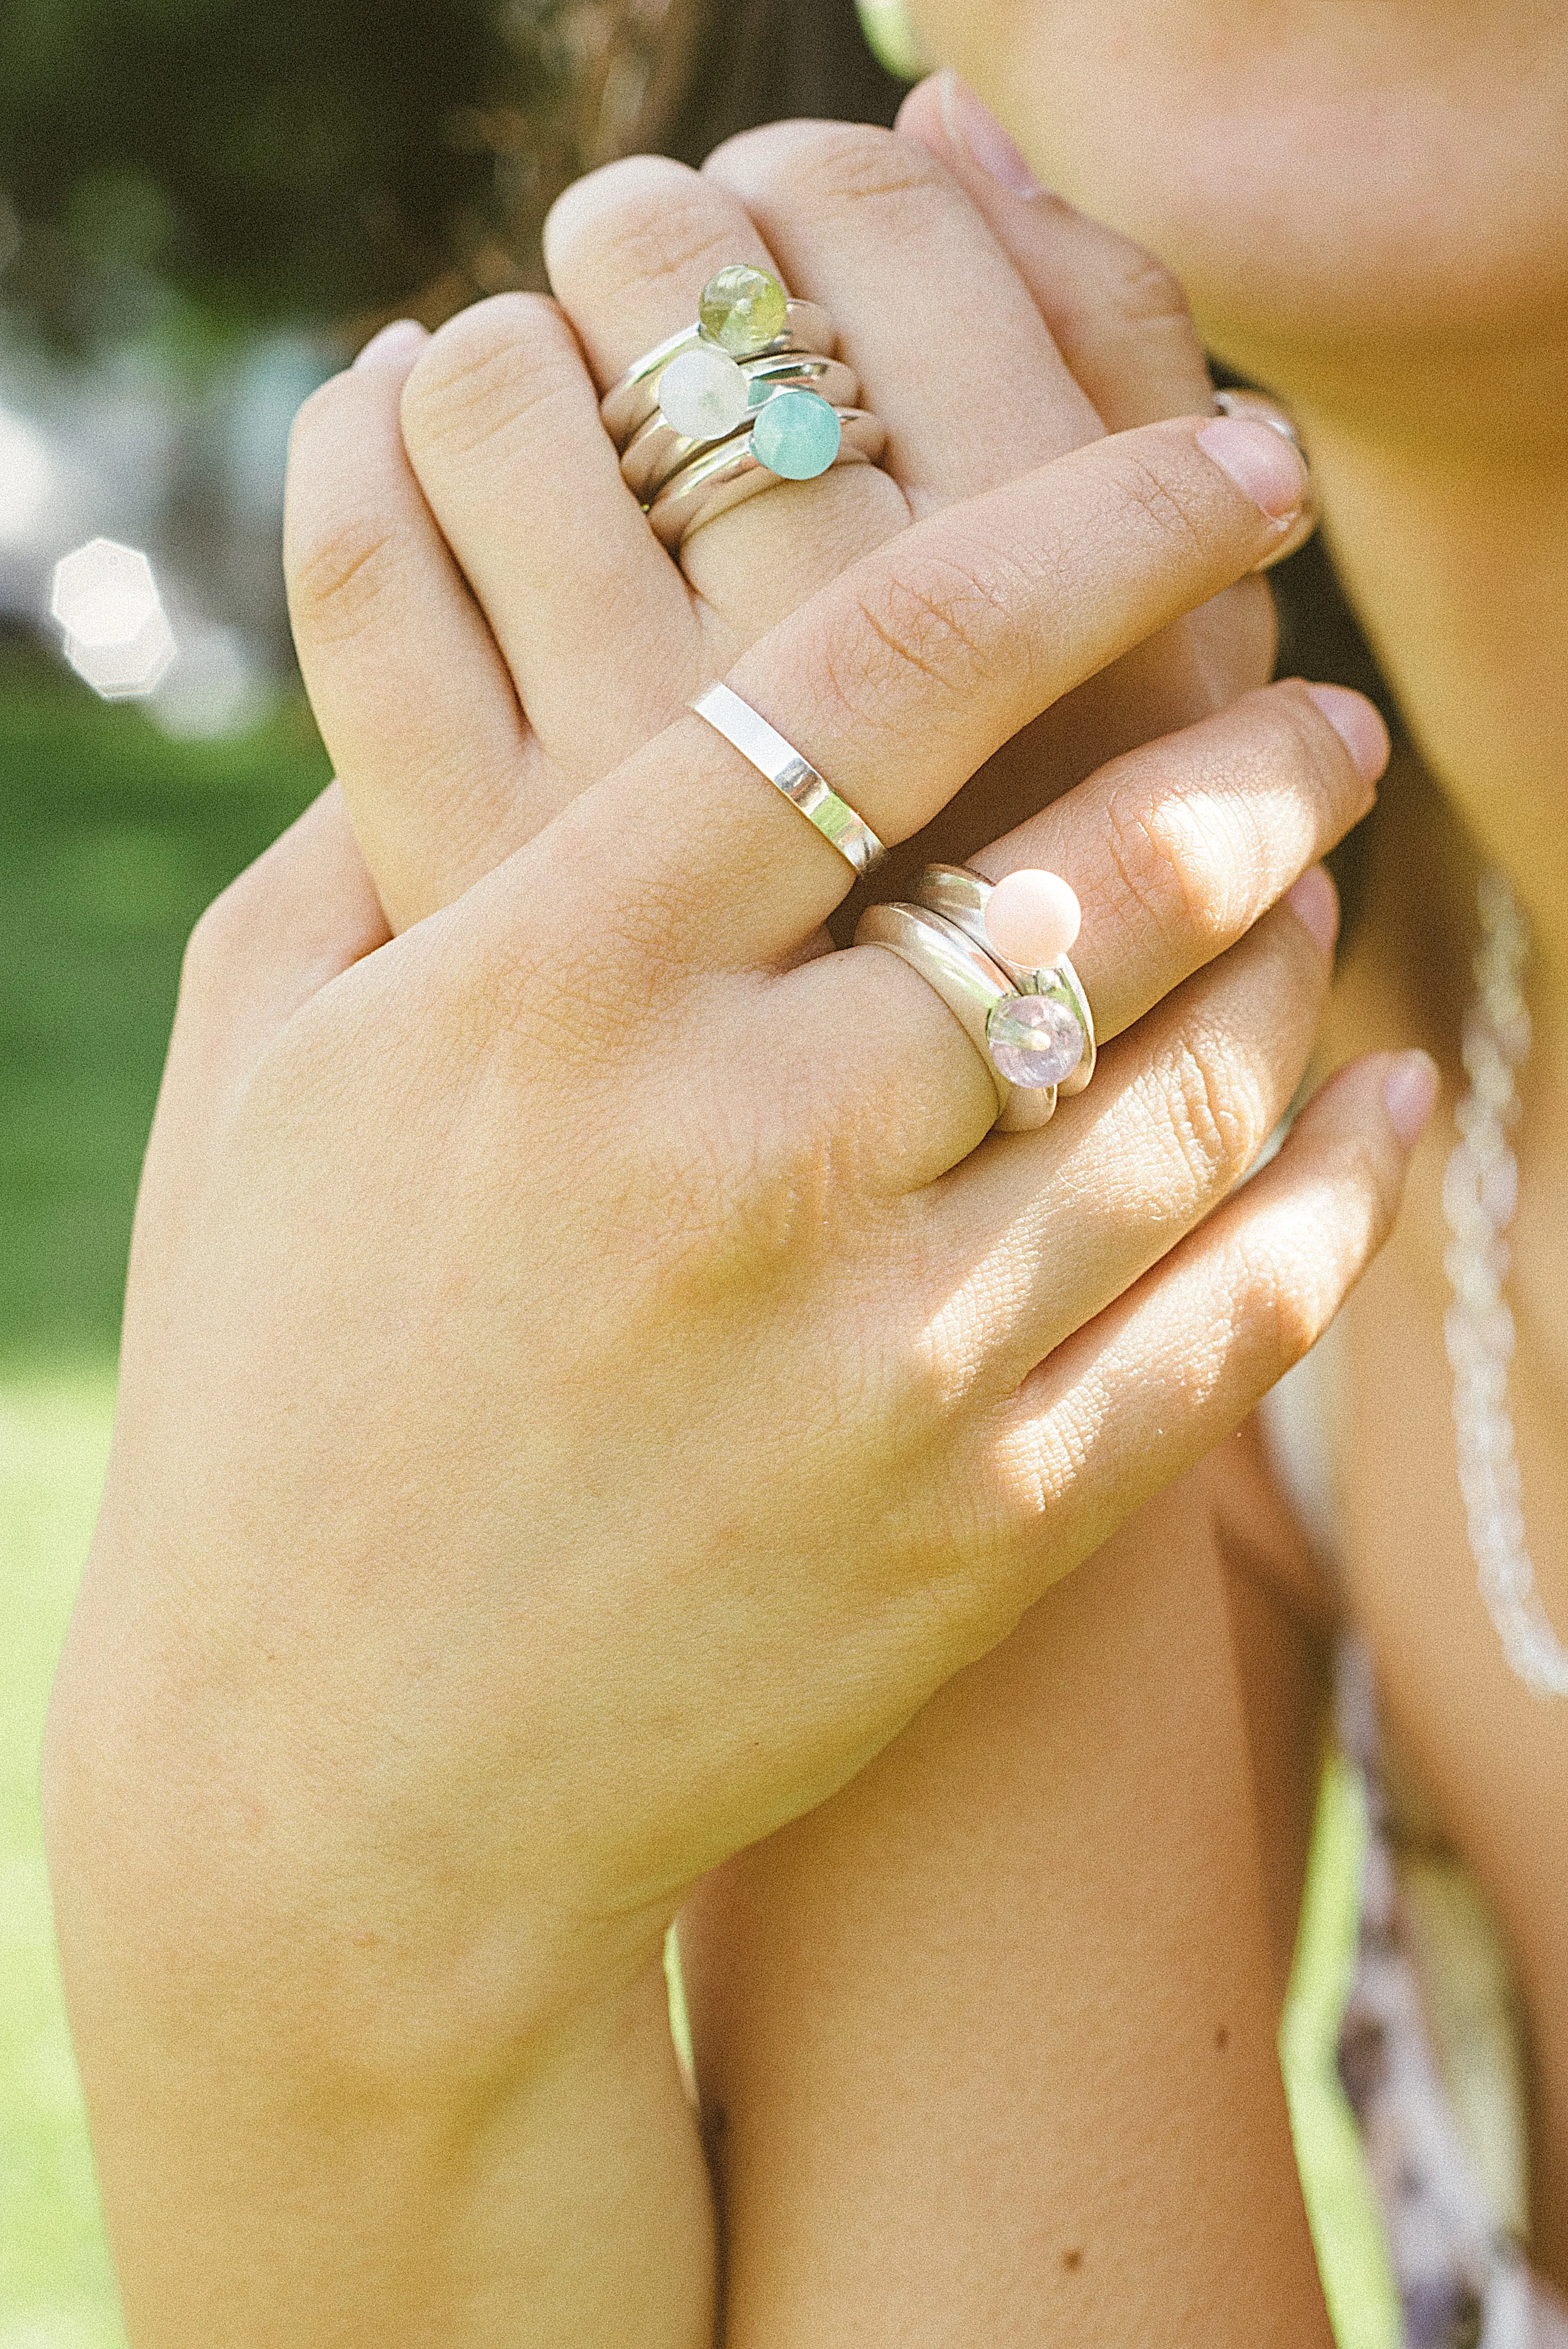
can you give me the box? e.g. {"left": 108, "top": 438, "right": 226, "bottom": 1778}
{"left": 47, "top": 356, "right": 1419, "bottom": 2338}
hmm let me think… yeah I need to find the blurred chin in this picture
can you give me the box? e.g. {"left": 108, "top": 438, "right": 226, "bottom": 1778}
{"left": 928, "top": 3, "right": 1568, "bottom": 372}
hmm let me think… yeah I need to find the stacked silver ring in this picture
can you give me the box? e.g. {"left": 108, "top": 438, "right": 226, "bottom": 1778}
{"left": 601, "top": 265, "right": 888, "bottom": 552}
{"left": 856, "top": 865, "right": 1096, "bottom": 1132}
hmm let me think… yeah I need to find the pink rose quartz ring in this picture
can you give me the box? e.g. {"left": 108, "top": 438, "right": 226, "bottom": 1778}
{"left": 854, "top": 864, "right": 1096, "bottom": 1134}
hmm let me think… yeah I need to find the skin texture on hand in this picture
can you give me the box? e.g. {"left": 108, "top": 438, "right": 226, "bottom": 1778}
{"left": 47, "top": 113, "right": 1422, "bottom": 2348}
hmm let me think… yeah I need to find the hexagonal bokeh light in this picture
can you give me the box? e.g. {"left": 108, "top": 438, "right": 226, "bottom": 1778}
{"left": 50, "top": 537, "right": 178, "bottom": 699}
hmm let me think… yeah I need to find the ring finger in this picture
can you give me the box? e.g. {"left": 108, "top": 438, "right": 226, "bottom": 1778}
{"left": 751, "top": 675, "right": 1383, "bottom": 1203}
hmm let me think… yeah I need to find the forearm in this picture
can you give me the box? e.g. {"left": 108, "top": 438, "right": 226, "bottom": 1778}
{"left": 45, "top": 1642, "right": 714, "bottom": 2347}
{"left": 679, "top": 1465, "right": 1333, "bottom": 2348}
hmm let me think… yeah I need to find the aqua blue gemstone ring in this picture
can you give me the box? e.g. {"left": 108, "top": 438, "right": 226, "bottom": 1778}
{"left": 646, "top": 406, "right": 887, "bottom": 551}
{"left": 620, "top": 352, "right": 861, "bottom": 503}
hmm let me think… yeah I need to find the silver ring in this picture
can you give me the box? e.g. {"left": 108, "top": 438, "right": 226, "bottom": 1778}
{"left": 648, "top": 410, "right": 888, "bottom": 551}
{"left": 854, "top": 903, "right": 1058, "bottom": 1133}
{"left": 601, "top": 298, "right": 837, "bottom": 448}
{"left": 620, "top": 353, "right": 862, "bottom": 501}
{"left": 1213, "top": 389, "right": 1318, "bottom": 571}
{"left": 911, "top": 864, "right": 1096, "bottom": 1099}
{"left": 690, "top": 682, "right": 887, "bottom": 880}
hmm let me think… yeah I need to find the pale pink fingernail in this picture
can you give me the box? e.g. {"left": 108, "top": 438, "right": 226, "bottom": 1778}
{"left": 352, "top": 319, "right": 428, "bottom": 372}
{"left": 1302, "top": 683, "right": 1391, "bottom": 784}
{"left": 938, "top": 72, "right": 1044, "bottom": 197}
{"left": 1384, "top": 1050, "right": 1439, "bottom": 1147}
{"left": 1286, "top": 864, "right": 1340, "bottom": 957}
{"left": 1196, "top": 415, "right": 1309, "bottom": 522}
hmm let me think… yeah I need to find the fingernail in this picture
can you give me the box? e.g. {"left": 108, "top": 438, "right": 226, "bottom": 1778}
{"left": 1302, "top": 683, "right": 1391, "bottom": 785}
{"left": 352, "top": 318, "right": 428, "bottom": 372}
{"left": 938, "top": 72, "right": 1044, "bottom": 197}
{"left": 1384, "top": 1050, "right": 1440, "bottom": 1148}
{"left": 1286, "top": 864, "right": 1340, "bottom": 958}
{"left": 1196, "top": 415, "right": 1309, "bottom": 522}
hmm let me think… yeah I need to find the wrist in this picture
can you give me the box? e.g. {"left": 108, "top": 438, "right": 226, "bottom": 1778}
{"left": 43, "top": 1605, "right": 668, "bottom": 2109}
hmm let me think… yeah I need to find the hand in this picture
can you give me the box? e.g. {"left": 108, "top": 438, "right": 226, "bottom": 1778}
{"left": 48, "top": 325, "right": 1416, "bottom": 2340}
{"left": 284, "top": 109, "right": 1282, "bottom": 940}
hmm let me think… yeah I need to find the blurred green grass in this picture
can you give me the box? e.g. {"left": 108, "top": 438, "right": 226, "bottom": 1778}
{"left": 2, "top": 641, "right": 328, "bottom": 2339}
{"left": 1, "top": 639, "right": 331, "bottom": 1364}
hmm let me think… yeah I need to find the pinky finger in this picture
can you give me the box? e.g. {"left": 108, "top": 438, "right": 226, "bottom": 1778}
{"left": 995, "top": 1049, "right": 1438, "bottom": 1573}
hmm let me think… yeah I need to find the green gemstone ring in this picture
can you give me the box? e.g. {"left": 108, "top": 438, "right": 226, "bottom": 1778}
{"left": 602, "top": 264, "right": 889, "bottom": 554}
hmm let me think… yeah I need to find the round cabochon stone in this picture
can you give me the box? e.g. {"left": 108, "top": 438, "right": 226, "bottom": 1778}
{"left": 987, "top": 992, "right": 1085, "bottom": 1089}
{"left": 750, "top": 388, "right": 842, "bottom": 481}
{"left": 658, "top": 346, "right": 751, "bottom": 442}
{"left": 699, "top": 265, "right": 788, "bottom": 357}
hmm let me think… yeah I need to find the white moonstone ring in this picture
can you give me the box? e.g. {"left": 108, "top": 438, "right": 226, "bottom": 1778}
{"left": 601, "top": 264, "right": 890, "bottom": 556}
{"left": 619, "top": 352, "right": 861, "bottom": 502}
{"left": 600, "top": 286, "right": 837, "bottom": 446}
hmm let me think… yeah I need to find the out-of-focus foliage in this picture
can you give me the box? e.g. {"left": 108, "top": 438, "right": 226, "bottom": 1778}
{"left": 0, "top": 0, "right": 558, "bottom": 343}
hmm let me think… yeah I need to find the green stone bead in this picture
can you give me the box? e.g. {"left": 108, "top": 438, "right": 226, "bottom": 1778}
{"left": 750, "top": 388, "right": 842, "bottom": 481}
{"left": 699, "top": 265, "right": 788, "bottom": 358}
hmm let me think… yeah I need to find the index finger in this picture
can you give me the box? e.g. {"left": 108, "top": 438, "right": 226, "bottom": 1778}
{"left": 538, "top": 409, "right": 1311, "bottom": 976}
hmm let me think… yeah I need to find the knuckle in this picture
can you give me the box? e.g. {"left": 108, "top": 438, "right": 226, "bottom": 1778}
{"left": 1223, "top": 1231, "right": 1331, "bottom": 1386}
{"left": 288, "top": 370, "right": 350, "bottom": 458}
{"left": 1108, "top": 448, "right": 1214, "bottom": 568}
{"left": 1159, "top": 1030, "right": 1270, "bottom": 1199}
{"left": 551, "top": 160, "right": 737, "bottom": 316}
{"left": 1103, "top": 781, "right": 1248, "bottom": 959}
{"left": 286, "top": 511, "right": 403, "bottom": 648}
{"left": 1107, "top": 243, "right": 1194, "bottom": 331}
{"left": 180, "top": 866, "right": 272, "bottom": 1001}
{"left": 717, "top": 118, "right": 942, "bottom": 218}
{"left": 399, "top": 294, "right": 578, "bottom": 464}
{"left": 834, "top": 547, "right": 1016, "bottom": 719}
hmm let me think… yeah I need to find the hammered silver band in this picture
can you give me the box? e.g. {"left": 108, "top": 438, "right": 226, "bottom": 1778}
{"left": 690, "top": 682, "right": 887, "bottom": 880}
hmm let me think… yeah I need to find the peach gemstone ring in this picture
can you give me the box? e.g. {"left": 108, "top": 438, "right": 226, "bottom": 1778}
{"left": 855, "top": 865, "right": 1096, "bottom": 1133}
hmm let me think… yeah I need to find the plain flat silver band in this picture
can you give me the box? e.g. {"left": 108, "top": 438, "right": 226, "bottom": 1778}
{"left": 600, "top": 300, "right": 837, "bottom": 448}
{"left": 853, "top": 903, "right": 1059, "bottom": 1133}
{"left": 620, "top": 353, "right": 862, "bottom": 501}
{"left": 690, "top": 682, "right": 887, "bottom": 880}
{"left": 911, "top": 863, "right": 1096, "bottom": 1098}
{"left": 648, "top": 410, "right": 887, "bottom": 551}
